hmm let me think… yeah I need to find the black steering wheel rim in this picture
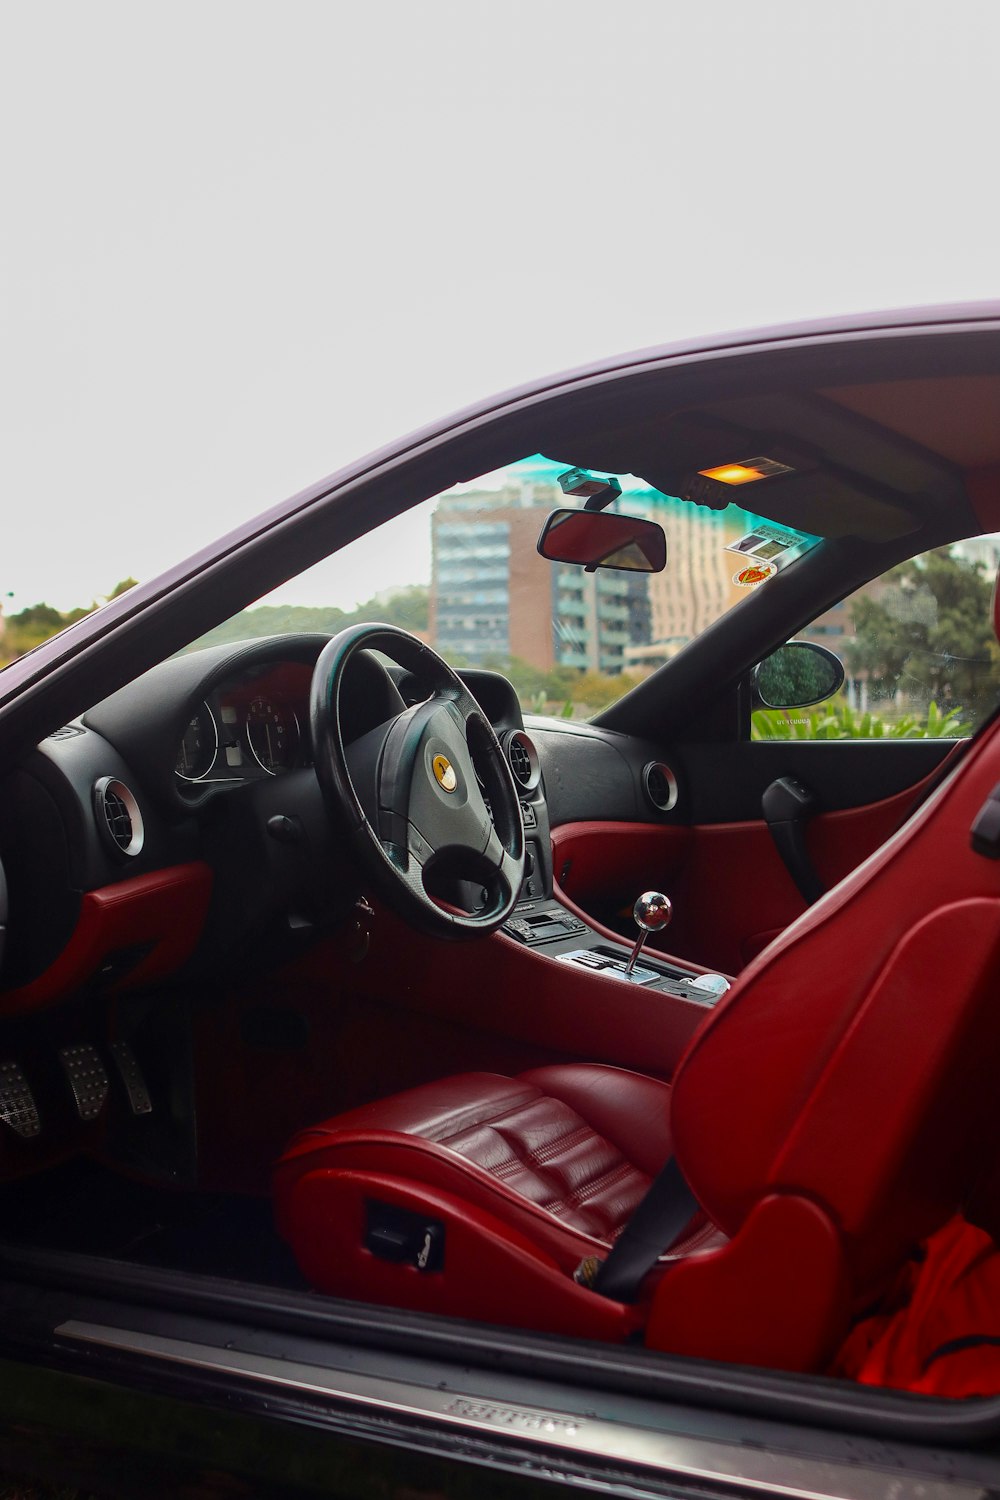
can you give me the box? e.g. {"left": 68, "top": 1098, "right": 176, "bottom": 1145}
{"left": 311, "top": 623, "right": 525, "bottom": 939}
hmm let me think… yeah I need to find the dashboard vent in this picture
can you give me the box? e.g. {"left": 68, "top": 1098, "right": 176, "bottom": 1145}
{"left": 505, "top": 731, "right": 540, "bottom": 792}
{"left": 94, "top": 778, "right": 145, "bottom": 858}
{"left": 643, "top": 761, "right": 678, "bottom": 813}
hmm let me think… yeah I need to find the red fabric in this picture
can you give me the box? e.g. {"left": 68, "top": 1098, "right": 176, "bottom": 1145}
{"left": 833, "top": 1217, "right": 1000, "bottom": 1397}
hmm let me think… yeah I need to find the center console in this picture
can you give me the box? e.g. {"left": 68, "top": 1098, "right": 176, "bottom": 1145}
{"left": 496, "top": 724, "right": 729, "bottom": 1008}
{"left": 502, "top": 896, "right": 729, "bottom": 1007}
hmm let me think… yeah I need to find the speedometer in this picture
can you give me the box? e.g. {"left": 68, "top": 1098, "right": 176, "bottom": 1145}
{"left": 176, "top": 702, "right": 218, "bottom": 780}
{"left": 246, "top": 697, "right": 299, "bottom": 773}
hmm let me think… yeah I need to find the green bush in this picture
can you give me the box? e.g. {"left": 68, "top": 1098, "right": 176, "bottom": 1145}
{"left": 751, "top": 699, "right": 971, "bottom": 741}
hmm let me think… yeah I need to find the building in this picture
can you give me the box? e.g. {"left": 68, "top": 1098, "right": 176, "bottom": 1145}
{"left": 429, "top": 478, "right": 646, "bottom": 674}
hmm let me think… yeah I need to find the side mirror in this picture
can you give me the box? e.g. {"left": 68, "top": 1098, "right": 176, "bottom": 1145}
{"left": 754, "top": 640, "right": 846, "bottom": 710}
{"left": 536, "top": 508, "right": 667, "bottom": 573}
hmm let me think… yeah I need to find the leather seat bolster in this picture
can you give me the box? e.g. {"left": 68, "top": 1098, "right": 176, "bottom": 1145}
{"left": 285, "top": 1072, "right": 538, "bottom": 1142}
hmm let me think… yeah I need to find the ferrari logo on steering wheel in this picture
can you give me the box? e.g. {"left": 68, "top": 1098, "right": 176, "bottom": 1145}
{"left": 432, "top": 754, "right": 458, "bottom": 793}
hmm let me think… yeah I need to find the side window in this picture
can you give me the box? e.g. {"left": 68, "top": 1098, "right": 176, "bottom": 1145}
{"left": 753, "top": 540, "right": 1000, "bottom": 741}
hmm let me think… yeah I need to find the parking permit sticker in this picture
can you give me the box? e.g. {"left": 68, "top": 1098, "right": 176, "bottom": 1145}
{"left": 727, "top": 523, "right": 803, "bottom": 563}
{"left": 733, "top": 563, "right": 777, "bottom": 587}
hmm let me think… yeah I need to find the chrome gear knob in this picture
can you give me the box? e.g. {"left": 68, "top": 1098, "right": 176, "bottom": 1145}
{"left": 625, "top": 890, "right": 672, "bottom": 975}
{"left": 632, "top": 890, "right": 672, "bottom": 933}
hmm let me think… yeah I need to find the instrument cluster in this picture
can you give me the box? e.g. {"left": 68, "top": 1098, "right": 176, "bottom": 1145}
{"left": 174, "top": 660, "right": 313, "bottom": 785}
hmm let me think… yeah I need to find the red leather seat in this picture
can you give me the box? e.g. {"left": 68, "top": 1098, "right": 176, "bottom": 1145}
{"left": 275, "top": 1063, "right": 720, "bottom": 1340}
{"left": 275, "top": 662, "right": 1000, "bottom": 1370}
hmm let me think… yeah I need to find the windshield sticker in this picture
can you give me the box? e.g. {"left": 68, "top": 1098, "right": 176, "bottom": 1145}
{"left": 725, "top": 523, "right": 817, "bottom": 571}
{"left": 733, "top": 562, "right": 777, "bottom": 588}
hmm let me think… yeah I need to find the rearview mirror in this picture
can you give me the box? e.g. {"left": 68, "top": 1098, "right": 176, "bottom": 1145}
{"left": 536, "top": 508, "right": 667, "bottom": 573}
{"left": 754, "top": 640, "right": 846, "bottom": 710}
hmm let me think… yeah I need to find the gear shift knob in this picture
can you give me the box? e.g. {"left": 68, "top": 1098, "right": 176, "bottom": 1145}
{"left": 633, "top": 890, "right": 672, "bottom": 933}
{"left": 625, "top": 890, "right": 672, "bottom": 975}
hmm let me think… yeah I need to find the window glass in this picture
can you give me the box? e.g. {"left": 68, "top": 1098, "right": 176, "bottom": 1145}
{"left": 187, "top": 456, "right": 819, "bottom": 722}
{"left": 752, "top": 539, "right": 1000, "bottom": 741}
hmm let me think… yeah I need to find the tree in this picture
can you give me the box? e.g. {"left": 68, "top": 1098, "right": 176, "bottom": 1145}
{"left": 0, "top": 579, "right": 145, "bottom": 664}
{"left": 845, "top": 549, "right": 999, "bottom": 717}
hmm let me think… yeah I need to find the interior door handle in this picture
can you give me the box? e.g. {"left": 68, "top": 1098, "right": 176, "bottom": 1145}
{"left": 762, "top": 776, "right": 825, "bottom": 905}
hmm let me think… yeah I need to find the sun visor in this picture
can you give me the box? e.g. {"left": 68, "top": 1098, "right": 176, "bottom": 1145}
{"left": 545, "top": 410, "right": 923, "bottom": 542}
{"left": 646, "top": 461, "right": 921, "bottom": 541}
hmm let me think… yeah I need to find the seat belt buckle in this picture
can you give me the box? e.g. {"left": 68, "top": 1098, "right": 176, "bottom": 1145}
{"left": 574, "top": 1254, "right": 604, "bottom": 1288}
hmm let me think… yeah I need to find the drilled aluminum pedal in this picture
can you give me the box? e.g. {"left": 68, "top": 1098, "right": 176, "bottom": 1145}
{"left": 59, "top": 1043, "right": 109, "bottom": 1121}
{"left": 0, "top": 1060, "right": 40, "bottom": 1138}
{"left": 108, "top": 1041, "right": 152, "bottom": 1115}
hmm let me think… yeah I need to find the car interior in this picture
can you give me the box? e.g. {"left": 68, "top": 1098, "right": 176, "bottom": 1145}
{"left": 3, "top": 321, "right": 1000, "bottom": 1402}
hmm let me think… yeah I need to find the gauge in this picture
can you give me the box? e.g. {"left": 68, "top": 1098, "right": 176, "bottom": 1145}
{"left": 175, "top": 702, "right": 218, "bottom": 780}
{"left": 246, "top": 697, "right": 299, "bottom": 773}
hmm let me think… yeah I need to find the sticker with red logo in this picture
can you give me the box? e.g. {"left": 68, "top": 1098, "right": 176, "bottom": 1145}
{"left": 733, "top": 562, "right": 777, "bottom": 587}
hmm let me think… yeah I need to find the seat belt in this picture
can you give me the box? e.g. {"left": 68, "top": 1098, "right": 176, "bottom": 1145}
{"left": 584, "top": 1155, "right": 700, "bottom": 1304}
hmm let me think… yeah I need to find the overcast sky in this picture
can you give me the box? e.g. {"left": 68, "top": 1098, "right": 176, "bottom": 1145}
{"left": 2, "top": 1, "right": 999, "bottom": 611}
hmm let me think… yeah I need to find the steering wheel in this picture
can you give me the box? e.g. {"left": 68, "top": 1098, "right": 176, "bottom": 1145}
{"left": 310, "top": 624, "right": 525, "bottom": 939}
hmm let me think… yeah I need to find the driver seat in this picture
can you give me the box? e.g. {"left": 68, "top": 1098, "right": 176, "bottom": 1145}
{"left": 275, "top": 670, "right": 1000, "bottom": 1372}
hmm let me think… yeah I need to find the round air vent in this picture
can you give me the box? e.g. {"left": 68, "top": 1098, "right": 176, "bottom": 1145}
{"left": 94, "top": 777, "right": 145, "bottom": 858}
{"left": 642, "top": 761, "right": 678, "bottom": 813}
{"left": 505, "top": 731, "right": 540, "bottom": 792}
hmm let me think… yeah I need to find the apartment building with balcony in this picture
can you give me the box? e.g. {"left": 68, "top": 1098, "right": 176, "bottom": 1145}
{"left": 429, "top": 475, "right": 649, "bottom": 674}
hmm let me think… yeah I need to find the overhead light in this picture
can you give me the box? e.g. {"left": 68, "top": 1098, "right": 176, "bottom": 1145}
{"left": 698, "top": 456, "right": 795, "bottom": 486}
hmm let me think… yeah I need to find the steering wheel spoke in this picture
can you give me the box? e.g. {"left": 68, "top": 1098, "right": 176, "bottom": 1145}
{"left": 483, "top": 827, "right": 523, "bottom": 906}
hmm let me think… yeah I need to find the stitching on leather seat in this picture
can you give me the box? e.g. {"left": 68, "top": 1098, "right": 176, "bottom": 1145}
{"left": 525, "top": 1122, "right": 594, "bottom": 1166}
{"left": 426, "top": 1086, "right": 540, "bottom": 1144}
{"left": 567, "top": 1158, "right": 641, "bottom": 1209}
{"left": 458, "top": 1116, "right": 604, "bottom": 1182}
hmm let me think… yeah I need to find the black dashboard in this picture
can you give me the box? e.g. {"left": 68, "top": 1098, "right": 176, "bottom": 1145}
{"left": 0, "top": 634, "right": 680, "bottom": 1006}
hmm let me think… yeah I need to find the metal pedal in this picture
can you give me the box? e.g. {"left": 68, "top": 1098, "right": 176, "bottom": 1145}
{"left": 0, "top": 1060, "right": 40, "bottom": 1138}
{"left": 59, "top": 1043, "right": 110, "bottom": 1121}
{"left": 108, "top": 1041, "right": 152, "bottom": 1115}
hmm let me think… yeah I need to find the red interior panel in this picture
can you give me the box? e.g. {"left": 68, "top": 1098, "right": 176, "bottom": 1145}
{"left": 280, "top": 900, "right": 709, "bottom": 1081}
{"left": 552, "top": 770, "right": 957, "bottom": 975}
{"left": 277, "top": 1165, "right": 640, "bottom": 1340}
{"left": 0, "top": 863, "right": 213, "bottom": 1015}
{"left": 646, "top": 1193, "right": 849, "bottom": 1371}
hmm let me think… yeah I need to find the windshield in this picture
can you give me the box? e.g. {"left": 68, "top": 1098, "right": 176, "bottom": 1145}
{"left": 185, "top": 457, "right": 819, "bottom": 720}
{"left": 0, "top": 457, "right": 818, "bottom": 719}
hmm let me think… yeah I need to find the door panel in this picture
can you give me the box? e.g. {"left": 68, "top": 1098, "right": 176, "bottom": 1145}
{"left": 553, "top": 739, "right": 965, "bottom": 976}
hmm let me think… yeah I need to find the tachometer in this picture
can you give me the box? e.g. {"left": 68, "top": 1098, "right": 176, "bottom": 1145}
{"left": 176, "top": 702, "right": 218, "bottom": 780}
{"left": 246, "top": 697, "right": 299, "bottom": 773}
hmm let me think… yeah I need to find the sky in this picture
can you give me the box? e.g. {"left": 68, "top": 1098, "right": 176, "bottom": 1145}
{"left": 2, "top": 1, "right": 1000, "bottom": 613}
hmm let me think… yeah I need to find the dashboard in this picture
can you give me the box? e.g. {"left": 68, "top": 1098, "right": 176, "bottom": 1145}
{"left": 0, "top": 634, "right": 678, "bottom": 1009}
